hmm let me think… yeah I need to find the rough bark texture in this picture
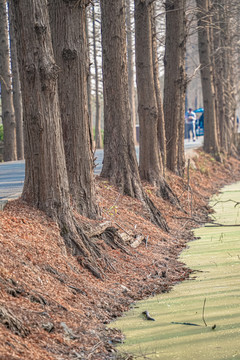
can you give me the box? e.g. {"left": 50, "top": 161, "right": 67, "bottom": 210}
{"left": 196, "top": 0, "right": 220, "bottom": 158}
{"left": 135, "top": 0, "right": 163, "bottom": 184}
{"left": 49, "top": 0, "right": 99, "bottom": 218}
{"left": 92, "top": 4, "right": 103, "bottom": 149}
{"left": 151, "top": 3, "right": 167, "bottom": 171}
{"left": 9, "top": 0, "right": 24, "bottom": 160}
{"left": 12, "top": 0, "right": 105, "bottom": 278}
{"left": 126, "top": 0, "right": 137, "bottom": 145}
{"left": 100, "top": 0, "right": 168, "bottom": 231}
{"left": 163, "top": 0, "right": 186, "bottom": 175}
{"left": 0, "top": 0, "right": 17, "bottom": 162}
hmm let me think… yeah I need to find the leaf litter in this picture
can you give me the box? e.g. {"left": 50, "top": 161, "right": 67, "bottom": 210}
{"left": 0, "top": 150, "right": 240, "bottom": 359}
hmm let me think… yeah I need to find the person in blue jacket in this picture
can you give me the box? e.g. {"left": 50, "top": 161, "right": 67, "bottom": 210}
{"left": 185, "top": 108, "right": 196, "bottom": 141}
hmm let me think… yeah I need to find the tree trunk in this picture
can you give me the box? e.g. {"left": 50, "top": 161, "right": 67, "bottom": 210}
{"left": 126, "top": 0, "right": 137, "bottom": 145}
{"left": 49, "top": 0, "right": 99, "bottom": 218}
{"left": 85, "top": 7, "right": 94, "bottom": 149}
{"left": 0, "top": 0, "right": 17, "bottom": 162}
{"left": 8, "top": 0, "right": 24, "bottom": 160}
{"left": 151, "top": 3, "right": 166, "bottom": 171}
{"left": 92, "top": 3, "right": 103, "bottom": 149}
{"left": 135, "top": 0, "right": 163, "bottom": 185}
{"left": 100, "top": 0, "right": 168, "bottom": 231}
{"left": 12, "top": 0, "right": 107, "bottom": 279}
{"left": 163, "top": 0, "right": 187, "bottom": 175}
{"left": 196, "top": 0, "right": 220, "bottom": 158}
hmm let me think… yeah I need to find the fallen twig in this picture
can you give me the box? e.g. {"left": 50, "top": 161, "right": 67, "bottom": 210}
{"left": 202, "top": 298, "right": 207, "bottom": 327}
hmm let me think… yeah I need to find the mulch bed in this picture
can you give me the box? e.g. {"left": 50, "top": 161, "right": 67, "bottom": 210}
{"left": 0, "top": 150, "right": 239, "bottom": 360}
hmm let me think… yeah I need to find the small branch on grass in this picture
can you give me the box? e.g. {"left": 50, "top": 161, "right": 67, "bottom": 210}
{"left": 172, "top": 216, "right": 204, "bottom": 224}
{"left": 202, "top": 298, "right": 207, "bottom": 327}
{"left": 205, "top": 223, "right": 240, "bottom": 227}
{"left": 212, "top": 199, "right": 240, "bottom": 208}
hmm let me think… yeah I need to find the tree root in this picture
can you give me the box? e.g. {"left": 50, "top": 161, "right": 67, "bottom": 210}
{"left": 60, "top": 216, "right": 131, "bottom": 279}
{"left": 144, "top": 195, "right": 169, "bottom": 232}
{"left": 0, "top": 305, "right": 30, "bottom": 337}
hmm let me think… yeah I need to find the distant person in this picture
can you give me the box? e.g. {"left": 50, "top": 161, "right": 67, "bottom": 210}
{"left": 185, "top": 108, "right": 196, "bottom": 141}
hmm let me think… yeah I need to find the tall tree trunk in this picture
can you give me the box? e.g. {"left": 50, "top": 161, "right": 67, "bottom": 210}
{"left": 151, "top": 3, "right": 166, "bottom": 171}
{"left": 126, "top": 0, "right": 137, "bottom": 145}
{"left": 196, "top": 0, "right": 220, "bottom": 158}
{"left": 49, "top": 0, "right": 99, "bottom": 218}
{"left": 85, "top": 7, "right": 94, "bottom": 149}
{"left": 92, "top": 3, "right": 102, "bottom": 149}
{"left": 100, "top": 0, "right": 168, "bottom": 231}
{"left": 8, "top": 0, "right": 24, "bottom": 160}
{"left": 0, "top": 0, "right": 17, "bottom": 162}
{"left": 13, "top": 0, "right": 107, "bottom": 279}
{"left": 164, "top": 0, "right": 186, "bottom": 175}
{"left": 135, "top": 0, "right": 163, "bottom": 184}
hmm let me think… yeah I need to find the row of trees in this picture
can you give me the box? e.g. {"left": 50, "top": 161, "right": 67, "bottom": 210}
{"left": 0, "top": 0, "right": 239, "bottom": 275}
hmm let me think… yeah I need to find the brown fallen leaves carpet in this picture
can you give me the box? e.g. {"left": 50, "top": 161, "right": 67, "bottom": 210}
{"left": 0, "top": 150, "right": 240, "bottom": 360}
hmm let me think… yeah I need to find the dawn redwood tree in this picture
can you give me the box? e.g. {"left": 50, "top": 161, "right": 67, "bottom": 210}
{"left": 8, "top": 0, "right": 24, "bottom": 160}
{"left": 100, "top": 0, "right": 168, "bottom": 231}
{"left": 163, "top": 0, "right": 187, "bottom": 176}
{"left": 151, "top": 2, "right": 166, "bottom": 170}
{"left": 92, "top": 3, "right": 103, "bottom": 149}
{"left": 126, "top": 0, "right": 137, "bottom": 145}
{"left": 49, "top": 0, "right": 99, "bottom": 218}
{"left": 0, "top": 0, "right": 17, "bottom": 162}
{"left": 12, "top": 0, "right": 107, "bottom": 278}
{"left": 135, "top": 0, "right": 178, "bottom": 203}
{"left": 196, "top": 0, "right": 220, "bottom": 158}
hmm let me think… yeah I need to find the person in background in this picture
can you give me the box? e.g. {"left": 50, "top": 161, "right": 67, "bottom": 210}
{"left": 185, "top": 108, "right": 196, "bottom": 141}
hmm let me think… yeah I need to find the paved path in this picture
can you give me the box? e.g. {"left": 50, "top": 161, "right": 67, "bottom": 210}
{"left": 0, "top": 137, "right": 203, "bottom": 203}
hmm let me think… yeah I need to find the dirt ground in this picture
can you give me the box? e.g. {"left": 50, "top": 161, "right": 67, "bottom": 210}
{"left": 0, "top": 150, "right": 240, "bottom": 360}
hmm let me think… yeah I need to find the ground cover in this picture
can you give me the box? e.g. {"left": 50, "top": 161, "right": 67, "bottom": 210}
{"left": 0, "top": 150, "right": 240, "bottom": 359}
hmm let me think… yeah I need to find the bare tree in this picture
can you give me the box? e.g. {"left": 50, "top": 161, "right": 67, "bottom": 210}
{"left": 100, "top": 0, "right": 168, "bottom": 231}
{"left": 163, "top": 0, "right": 187, "bottom": 176}
{"left": 8, "top": 0, "right": 24, "bottom": 160}
{"left": 126, "top": 0, "right": 137, "bottom": 145}
{"left": 92, "top": 2, "right": 103, "bottom": 149}
{"left": 0, "top": 0, "right": 17, "bottom": 161}
{"left": 196, "top": 0, "right": 220, "bottom": 158}
{"left": 49, "top": 0, "right": 99, "bottom": 218}
{"left": 13, "top": 0, "right": 110, "bottom": 279}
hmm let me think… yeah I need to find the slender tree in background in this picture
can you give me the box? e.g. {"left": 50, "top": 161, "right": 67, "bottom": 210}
{"left": 85, "top": 7, "right": 94, "bottom": 146}
{"left": 196, "top": 0, "right": 220, "bottom": 158}
{"left": 100, "top": 0, "right": 168, "bottom": 231}
{"left": 0, "top": 0, "right": 17, "bottom": 162}
{"left": 49, "top": 0, "right": 99, "bottom": 218}
{"left": 126, "top": 0, "right": 137, "bottom": 145}
{"left": 164, "top": 0, "right": 187, "bottom": 176}
{"left": 151, "top": 2, "right": 166, "bottom": 170}
{"left": 8, "top": 0, "right": 24, "bottom": 160}
{"left": 92, "top": 2, "right": 103, "bottom": 149}
{"left": 13, "top": 0, "right": 107, "bottom": 278}
{"left": 135, "top": 0, "right": 178, "bottom": 203}
{"left": 135, "top": 0, "right": 163, "bottom": 186}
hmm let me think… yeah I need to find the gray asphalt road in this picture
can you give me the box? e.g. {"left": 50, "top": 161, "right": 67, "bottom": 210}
{"left": 0, "top": 137, "right": 203, "bottom": 201}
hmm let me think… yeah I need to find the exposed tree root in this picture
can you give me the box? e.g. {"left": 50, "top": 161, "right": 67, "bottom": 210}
{"left": 143, "top": 195, "right": 169, "bottom": 232}
{"left": 0, "top": 306, "right": 30, "bottom": 337}
{"left": 59, "top": 216, "right": 131, "bottom": 279}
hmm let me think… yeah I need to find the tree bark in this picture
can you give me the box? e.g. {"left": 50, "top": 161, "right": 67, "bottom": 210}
{"left": 12, "top": 0, "right": 106, "bottom": 279}
{"left": 100, "top": 0, "right": 168, "bottom": 231}
{"left": 8, "top": 0, "right": 24, "bottom": 160}
{"left": 126, "top": 0, "right": 137, "bottom": 145}
{"left": 196, "top": 0, "right": 220, "bottom": 158}
{"left": 0, "top": 0, "right": 17, "bottom": 162}
{"left": 135, "top": 0, "right": 163, "bottom": 184}
{"left": 49, "top": 0, "right": 99, "bottom": 218}
{"left": 92, "top": 3, "right": 103, "bottom": 149}
{"left": 163, "top": 0, "right": 187, "bottom": 175}
{"left": 151, "top": 3, "right": 166, "bottom": 171}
